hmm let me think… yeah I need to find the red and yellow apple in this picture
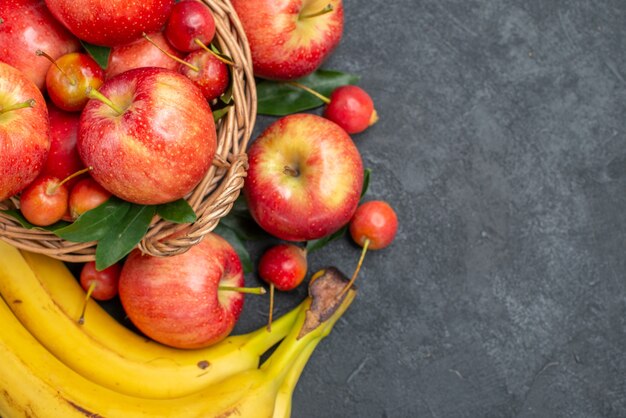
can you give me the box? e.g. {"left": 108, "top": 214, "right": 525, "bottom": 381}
{"left": 44, "top": 0, "right": 174, "bottom": 47}
{"left": 78, "top": 67, "right": 216, "bottom": 205}
{"left": 0, "top": 0, "right": 80, "bottom": 90}
{"left": 0, "top": 62, "right": 49, "bottom": 201}
{"left": 118, "top": 233, "right": 245, "bottom": 349}
{"left": 244, "top": 113, "right": 363, "bottom": 242}
{"left": 231, "top": 0, "right": 343, "bottom": 80}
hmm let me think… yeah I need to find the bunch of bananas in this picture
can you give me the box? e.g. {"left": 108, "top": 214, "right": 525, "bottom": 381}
{"left": 0, "top": 241, "right": 356, "bottom": 417}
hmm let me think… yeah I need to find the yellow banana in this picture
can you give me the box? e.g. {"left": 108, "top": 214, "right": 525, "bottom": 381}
{"left": 0, "top": 267, "right": 356, "bottom": 418}
{"left": 0, "top": 241, "right": 301, "bottom": 399}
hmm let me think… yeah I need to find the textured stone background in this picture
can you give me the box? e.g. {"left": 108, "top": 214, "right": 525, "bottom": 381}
{"left": 235, "top": 0, "right": 626, "bottom": 417}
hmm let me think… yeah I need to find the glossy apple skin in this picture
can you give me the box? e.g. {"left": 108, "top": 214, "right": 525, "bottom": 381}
{"left": 119, "top": 233, "right": 245, "bottom": 349}
{"left": 244, "top": 113, "right": 363, "bottom": 242}
{"left": 349, "top": 200, "right": 398, "bottom": 250}
{"left": 179, "top": 50, "right": 229, "bottom": 101}
{"left": 44, "top": 0, "right": 174, "bottom": 47}
{"left": 0, "top": 0, "right": 80, "bottom": 90}
{"left": 46, "top": 52, "right": 105, "bottom": 112}
{"left": 19, "top": 175, "right": 68, "bottom": 226}
{"left": 324, "top": 85, "right": 377, "bottom": 134}
{"left": 78, "top": 67, "right": 216, "bottom": 205}
{"left": 0, "top": 62, "right": 49, "bottom": 201}
{"left": 106, "top": 31, "right": 184, "bottom": 79}
{"left": 165, "top": 0, "right": 216, "bottom": 52}
{"left": 80, "top": 261, "right": 121, "bottom": 301}
{"left": 258, "top": 244, "right": 307, "bottom": 291}
{"left": 231, "top": 0, "right": 343, "bottom": 80}
{"left": 68, "top": 177, "right": 111, "bottom": 220}
{"left": 42, "top": 105, "right": 85, "bottom": 189}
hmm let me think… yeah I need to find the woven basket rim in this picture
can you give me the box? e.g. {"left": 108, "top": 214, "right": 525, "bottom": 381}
{"left": 0, "top": 0, "right": 257, "bottom": 262}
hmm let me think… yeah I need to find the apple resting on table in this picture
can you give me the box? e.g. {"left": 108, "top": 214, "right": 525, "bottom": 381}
{"left": 0, "top": 62, "right": 49, "bottom": 201}
{"left": 0, "top": 0, "right": 80, "bottom": 90}
{"left": 231, "top": 0, "right": 344, "bottom": 80}
{"left": 244, "top": 113, "right": 363, "bottom": 242}
{"left": 119, "top": 233, "right": 245, "bottom": 349}
{"left": 78, "top": 67, "right": 216, "bottom": 205}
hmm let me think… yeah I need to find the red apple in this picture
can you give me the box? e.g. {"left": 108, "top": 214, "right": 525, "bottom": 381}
{"left": 42, "top": 104, "right": 85, "bottom": 189}
{"left": 80, "top": 261, "right": 121, "bottom": 301}
{"left": 68, "top": 177, "right": 111, "bottom": 220}
{"left": 0, "top": 62, "right": 49, "bottom": 201}
{"left": 19, "top": 174, "right": 69, "bottom": 226}
{"left": 258, "top": 244, "right": 307, "bottom": 291}
{"left": 0, "top": 0, "right": 80, "bottom": 90}
{"left": 179, "top": 50, "right": 230, "bottom": 101}
{"left": 44, "top": 0, "right": 174, "bottom": 47}
{"left": 244, "top": 113, "right": 363, "bottom": 242}
{"left": 231, "top": 0, "right": 343, "bottom": 80}
{"left": 106, "top": 31, "right": 184, "bottom": 79}
{"left": 118, "top": 233, "right": 245, "bottom": 349}
{"left": 78, "top": 67, "right": 216, "bottom": 205}
{"left": 350, "top": 200, "right": 398, "bottom": 250}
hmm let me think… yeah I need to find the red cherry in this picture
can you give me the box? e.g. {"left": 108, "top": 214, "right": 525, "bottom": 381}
{"left": 38, "top": 51, "right": 104, "bottom": 112}
{"left": 165, "top": 0, "right": 216, "bottom": 52}
{"left": 258, "top": 244, "right": 308, "bottom": 291}
{"left": 179, "top": 50, "right": 229, "bottom": 101}
{"left": 323, "top": 85, "right": 378, "bottom": 134}
{"left": 68, "top": 177, "right": 112, "bottom": 220}
{"left": 80, "top": 261, "right": 121, "bottom": 301}
{"left": 349, "top": 200, "right": 398, "bottom": 250}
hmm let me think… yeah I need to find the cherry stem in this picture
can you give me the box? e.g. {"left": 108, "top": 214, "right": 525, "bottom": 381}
{"left": 194, "top": 39, "right": 236, "bottom": 67}
{"left": 218, "top": 285, "right": 267, "bottom": 295}
{"left": 287, "top": 81, "right": 330, "bottom": 104}
{"left": 142, "top": 32, "right": 200, "bottom": 72}
{"left": 299, "top": 4, "right": 333, "bottom": 20}
{"left": 267, "top": 283, "right": 275, "bottom": 332}
{"left": 0, "top": 99, "right": 35, "bottom": 115}
{"left": 36, "top": 50, "right": 76, "bottom": 86}
{"left": 336, "top": 238, "right": 370, "bottom": 300}
{"left": 86, "top": 87, "right": 124, "bottom": 116}
{"left": 49, "top": 166, "right": 93, "bottom": 195}
{"left": 78, "top": 281, "right": 96, "bottom": 325}
{"left": 283, "top": 165, "right": 299, "bottom": 177}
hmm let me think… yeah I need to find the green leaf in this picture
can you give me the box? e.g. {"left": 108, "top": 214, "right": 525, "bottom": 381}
{"left": 157, "top": 199, "right": 197, "bottom": 224}
{"left": 81, "top": 40, "right": 111, "bottom": 70}
{"left": 95, "top": 204, "right": 156, "bottom": 270}
{"left": 256, "top": 69, "right": 360, "bottom": 116}
{"left": 214, "top": 223, "right": 253, "bottom": 273}
{"left": 306, "top": 225, "right": 348, "bottom": 254}
{"left": 53, "top": 197, "right": 131, "bottom": 242}
{"left": 213, "top": 104, "right": 233, "bottom": 122}
{"left": 361, "top": 168, "right": 371, "bottom": 199}
{"left": 0, "top": 210, "right": 69, "bottom": 231}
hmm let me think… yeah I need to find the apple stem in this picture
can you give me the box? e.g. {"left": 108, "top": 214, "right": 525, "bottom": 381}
{"left": 194, "top": 39, "right": 237, "bottom": 67}
{"left": 287, "top": 81, "right": 331, "bottom": 104}
{"left": 142, "top": 32, "right": 200, "bottom": 72}
{"left": 48, "top": 166, "right": 93, "bottom": 195}
{"left": 86, "top": 87, "right": 124, "bottom": 116}
{"left": 299, "top": 4, "right": 334, "bottom": 20}
{"left": 78, "top": 281, "right": 96, "bottom": 325}
{"left": 0, "top": 99, "right": 35, "bottom": 115}
{"left": 283, "top": 165, "right": 300, "bottom": 177}
{"left": 336, "top": 238, "right": 370, "bottom": 301}
{"left": 36, "top": 49, "right": 76, "bottom": 86}
{"left": 218, "top": 285, "right": 267, "bottom": 295}
{"left": 266, "top": 283, "right": 275, "bottom": 332}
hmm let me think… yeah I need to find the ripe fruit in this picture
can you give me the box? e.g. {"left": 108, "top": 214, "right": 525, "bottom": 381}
{"left": 232, "top": 0, "right": 344, "bottom": 80}
{"left": 323, "top": 85, "right": 378, "bottom": 134}
{"left": 77, "top": 261, "right": 121, "bottom": 324}
{"left": 258, "top": 244, "right": 308, "bottom": 292}
{"left": 179, "top": 50, "right": 230, "bottom": 101}
{"left": 244, "top": 113, "right": 363, "bottom": 242}
{"left": 0, "top": 0, "right": 80, "bottom": 90}
{"left": 44, "top": 0, "right": 175, "bottom": 47}
{"left": 164, "top": 0, "right": 216, "bottom": 52}
{"left": 38, "top": 51, "right": 104, "bottom": 112}
{"left": 42, "top": 105, "right": 84, "bottom": 189}
{"left": 19, "top": 175, "right": 69, "bottom": 226}
{"left": 78, "top": 67, "right": 216, "bottom": 205}
{"left": 0, "top": 61, "right": 49, "bottom": 201}
{"left": 118, "top": 233, "right": 247, "bottom": 349}
{"left": 106, "top": 31, "right": 184, "bottom": 79}
{"left": 349, "top": 200, "right": 398, "bottom": 250}
{"left": 68, "top": 177, "right": 111, "bottom": 220}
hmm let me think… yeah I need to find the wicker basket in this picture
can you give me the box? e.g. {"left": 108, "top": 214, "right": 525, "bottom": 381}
{"left": 0, "top": 0, "right": 257, "bottom": 263}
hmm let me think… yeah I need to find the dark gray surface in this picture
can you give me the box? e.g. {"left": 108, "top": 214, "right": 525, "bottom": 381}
{"left": 235, "top": 1, "right": 626, "bottom": 417}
